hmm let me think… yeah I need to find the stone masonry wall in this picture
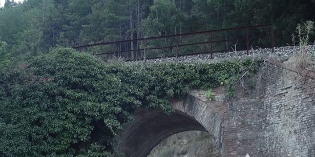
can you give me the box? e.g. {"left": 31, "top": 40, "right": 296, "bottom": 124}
{"left": 207, "top": 58, "right": 315, "bottom": 157}
{"left": 181, "top": 56, "right": 315, "bottom": 157}
{"left": 257, "top": 60, "right": 315, "bottom": 156}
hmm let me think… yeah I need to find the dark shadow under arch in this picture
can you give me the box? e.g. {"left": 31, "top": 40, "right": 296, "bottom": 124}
{"left": 117, "top": 108, "right": 208, "bottom": 157}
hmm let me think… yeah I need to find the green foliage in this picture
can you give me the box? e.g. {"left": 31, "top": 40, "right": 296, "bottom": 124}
{"left": 206, "top": 89, "right": 215, "bottom": 101}
{"left": 293, "top": 21, "right": 314, "bottom": 49}
{"left": 0, "top": 4, "right": 26, "bottom": 52}
{"left": 0, "top": 48, "right": 132, "bottom": 156}
{"left": 248, "top": 79, "right": 256, "bottom": 89}
{"left": 293, "top": 21, "right": 315, "bottom": 69}
{"left": 143, "top": 0, "right": 184, "bottom": 36}
{"left": 0, "top": 47, "right": 262, "bottom": 156}
{"left": 0, "top": 41, "right": 11, "bottom": 73}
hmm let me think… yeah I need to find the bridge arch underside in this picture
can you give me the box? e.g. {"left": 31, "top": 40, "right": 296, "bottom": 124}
{"left": 118, "top": 108, "right": 210, "bottom": 157}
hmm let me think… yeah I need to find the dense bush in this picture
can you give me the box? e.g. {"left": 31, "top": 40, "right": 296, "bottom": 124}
{"left": 0, "top": 48, "right": 262, "bottom": 156}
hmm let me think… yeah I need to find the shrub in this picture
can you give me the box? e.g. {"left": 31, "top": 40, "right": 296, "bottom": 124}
{"left": 293, "top": 21, "right": 314, "bottom": 69}
{"left": 0, "top": 48, "right": 130, "bottom": 156}
{"left": 206, "top": 89, "right": 215, "bottom": 101}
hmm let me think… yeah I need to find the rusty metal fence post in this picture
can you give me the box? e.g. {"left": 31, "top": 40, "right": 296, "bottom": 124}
{"left": 210, "top": 32, "right": 213, "bottom": 59}
{"left": 271, "top": 25, "right": 275, "bottom": 53}
{"left": 176, "top": 37, "right": 179, "bottom": 58}
{"left": 144, "top": 39, "right": 147, "bottom": 62}
{"left": 114, "top": 43, "right": 117, "bottom": 59}
{"left": 246, "top": 28, "right": 249, "bottom": 55}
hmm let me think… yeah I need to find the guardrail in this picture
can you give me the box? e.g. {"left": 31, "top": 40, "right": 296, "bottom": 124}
{"left": 73, "top": 24, "right": 274, "bottom": 61}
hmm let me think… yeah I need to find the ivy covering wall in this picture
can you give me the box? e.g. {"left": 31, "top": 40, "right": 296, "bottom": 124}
{"left": 0, "top": 48, "right": 262, "bottom": 156}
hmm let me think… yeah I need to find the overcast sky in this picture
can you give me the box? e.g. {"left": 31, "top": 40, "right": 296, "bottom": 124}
{"left": 0, "top": 0, "right": 25, "bottom": 8}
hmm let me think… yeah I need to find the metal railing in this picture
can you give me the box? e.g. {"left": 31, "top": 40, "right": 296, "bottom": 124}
{"left": 73, "top": 24, "right": 274, "bottom": 61}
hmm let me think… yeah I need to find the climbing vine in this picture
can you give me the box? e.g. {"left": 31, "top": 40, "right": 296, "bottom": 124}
{"left": 0, "top": 48, "right": 262, "bottom": 156}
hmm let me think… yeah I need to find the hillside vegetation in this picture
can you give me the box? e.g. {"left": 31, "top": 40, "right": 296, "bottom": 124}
{"left": 1, "top": 0, "right": 315, "bottom": 59}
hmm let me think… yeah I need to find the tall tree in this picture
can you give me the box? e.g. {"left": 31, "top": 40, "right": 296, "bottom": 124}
{"left": 0, "top": 4, "right": 26, "bottom": 55}
{"left": 4, "top": 0, "right": 17, "bottom": 8}
{"left": 143, "top": 0, "right": 185, "bottom": 37}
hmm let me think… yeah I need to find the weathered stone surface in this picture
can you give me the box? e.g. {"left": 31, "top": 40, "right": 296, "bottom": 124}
{"left": 117, "top": 55, "right": 315, "bottom": 157}
{"left": 117, "top": 109, "right": 208, "bottom": 157}
{"left": 218, "top": 58, "right": 315, "bottom": 157}
{"left": 117, "top": 92, "right": 224, "bottom": 157}
{"left": 148, "top": 131, "right": 220, "bottom": 157}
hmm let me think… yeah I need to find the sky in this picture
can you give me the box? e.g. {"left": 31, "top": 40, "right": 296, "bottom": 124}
{"left": 0, "top": 0, "right": 25, "bottom": 8}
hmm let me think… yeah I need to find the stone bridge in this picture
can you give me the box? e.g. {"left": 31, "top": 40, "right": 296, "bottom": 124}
{"left": 117, "top": 56, "right": 315, "bottom": 157}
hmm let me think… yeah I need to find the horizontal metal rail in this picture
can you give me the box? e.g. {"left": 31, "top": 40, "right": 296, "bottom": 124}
{"left": 94, "top": 38, "right": 238, "bottom": 56}
{"left": 73, "top": 24, "right": 274, "bottom": 61}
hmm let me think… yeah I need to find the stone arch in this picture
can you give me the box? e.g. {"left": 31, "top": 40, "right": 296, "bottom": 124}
{"left": 117, "top": 91, "right": 224, "bottom": 157}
